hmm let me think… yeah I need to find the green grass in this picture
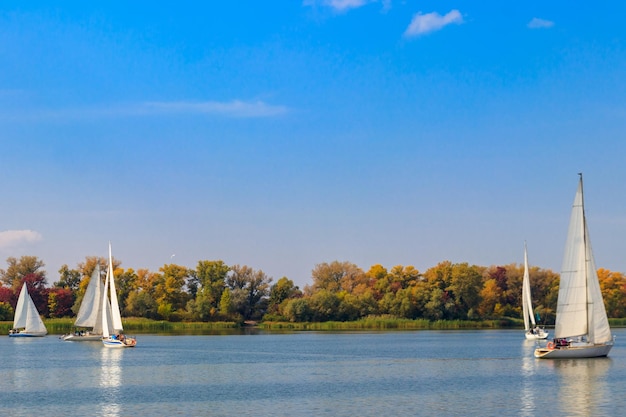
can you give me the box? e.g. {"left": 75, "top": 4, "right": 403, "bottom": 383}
{"left": 0, "top": 318, "right": 239, "bottom": 336}
{"left": 259, "top": 317, "right": 519, "bottom": 331}
{"left": 2, "top": 316, "right": 623, "bottom": 336}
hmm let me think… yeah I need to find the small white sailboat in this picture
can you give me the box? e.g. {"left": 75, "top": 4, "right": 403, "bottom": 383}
{"left": 522, "top": 242, "right": 548, "bottom": 340}
{"left": 535, "top": 174, "right": 613, "bottom": 359}
{"left": 101, "top": 243, "right": 136, "bottom": 348}
{"left": 63, "top": 264, "right": 111, "bottom": 341}
{"left": 9, "top": 282, "right": 48, "bottom": 337}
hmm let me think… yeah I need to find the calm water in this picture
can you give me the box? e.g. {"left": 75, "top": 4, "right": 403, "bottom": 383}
{"left": 2, "top": 329, "right": 626, "bottom": 417}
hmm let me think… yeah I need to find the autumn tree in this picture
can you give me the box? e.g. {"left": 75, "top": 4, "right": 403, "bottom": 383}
{"left": 0, "top": 256, "right": 47, "bottom": 291}
{"left": 309, "top": 261, "right": 364, "bottom": 294}
{"left": 153, "top": 264, "right": 192, "bottom": 320}
{"left": 598, "top": 268, "right": 626, "bottom": 318}
{"left": 48, "top": 288, "right": 74, "bottom": 318}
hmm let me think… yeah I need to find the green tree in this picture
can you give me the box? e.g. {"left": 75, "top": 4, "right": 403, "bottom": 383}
{"left": 227, "top": 265, "right": 272, "bottom": 320}
{"left": 219, "top": 287, "right": 233, "bottom": 318}
{"left": 125, "top": 290, "right": 158, "bottom": 318}
{"left": 0, "top": 301, "right": 13, "bottom": 321}
{"left": 55, "top": 265, "right": 82, "bottom": 291}
{"left": 116, "top": 268, "right": 138, "bottom": 315}
{"left": 192, "top": 260, "right": 229, "bottom": 319}
{"left": 154, "top": 264, "right": 192, "bottom": 317}
{"left": 267, "top": 277, "right": 301, "bottom": 317}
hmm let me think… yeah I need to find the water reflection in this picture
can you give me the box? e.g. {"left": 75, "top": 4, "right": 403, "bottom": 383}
{"left": 550, "top": 359, "right": 611, "bottom": 417}
{"left": 520, "top": 340, "right": 539, "bottom": 417}
{"left": 100, "top": 348, "right": 123, "bottom": 417}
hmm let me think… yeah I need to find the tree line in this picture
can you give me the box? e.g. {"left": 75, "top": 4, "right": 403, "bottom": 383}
{"left": 2, "top": 255, "right": 626, "bottom": 324}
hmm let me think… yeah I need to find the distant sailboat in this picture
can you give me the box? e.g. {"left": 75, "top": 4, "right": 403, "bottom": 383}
{"left": 535, "top": 174, "right": 613, "bottom": 358}
{"left": 63, "top": 264, "right": 112, "bottom": 341}
{"left": 101, "top": 243, "right": 136, "bottom": 348}
{"left": 522, "top": 243, "right": 548, "bottom": 340}
{"left": 9, "top": 282, "right": 48, "bottom": 337}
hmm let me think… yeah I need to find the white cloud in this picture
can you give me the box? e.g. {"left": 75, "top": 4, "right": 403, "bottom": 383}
{"left": 0, "top": 230, "right": 43, "bottom": 249}
{"left": 1, "top": 99, "right": 288, "bottom": 122}
{"left": 303, "top": 0, "right": 372, "bottom": 12}
{"left": 142, "top": 100, "right": 289, "bottom": 118}
{"left": 404, "top": 9, "right": 463, "bottom": 37}
{"left": 527, "top": 17, "right": 554, "bottom": 29}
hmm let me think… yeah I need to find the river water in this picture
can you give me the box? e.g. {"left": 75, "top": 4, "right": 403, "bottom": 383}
{"left": 2, "top": 329, "right": 626, "bottom": 417}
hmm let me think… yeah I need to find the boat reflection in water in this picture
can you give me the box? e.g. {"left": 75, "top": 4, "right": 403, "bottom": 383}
{"left": 550, "top": 359, "right": 611, "bottom": 417}
{"left": 100, "top": 347, "right": 123, "bottom": 417}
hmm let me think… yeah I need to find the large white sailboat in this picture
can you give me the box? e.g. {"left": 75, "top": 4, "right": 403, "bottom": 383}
{"left": 9, "top": 282, "right": 48, "bottom": 337}
{"left": 63, "top": 264, "right": 112, "bottom": 341}
{"left": 535, "top": 174, "right": 613, "bottom": 359}
{"left": 101, "top": 243, "right": 136, "bottom": 348}
{"left": 522, "top": 243, "right": 548, "bottom": 340}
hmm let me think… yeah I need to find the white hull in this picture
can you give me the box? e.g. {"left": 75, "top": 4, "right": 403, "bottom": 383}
{"left": 63, "top": 332, "right": 103, "bottom": 341}
{"left": 534, "top": 342, "right": 613, "bottom": 359}
{"left": 525, "top": 329, "right": 549, "bottom": 340}
{"left": 102, "top": 336, "right": 136, "bottom": 348}
{"left": 9, "top": 331, "right": 46, "bottom": 337}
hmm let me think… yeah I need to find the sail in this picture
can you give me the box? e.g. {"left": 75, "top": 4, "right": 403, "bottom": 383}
{"left": 102, "top": 264, "right": 111, "bottom": 338}
{"left": 74, "top": 265, "right": 104, "bottom": 329}
{"left": 108, "top": 243, "right": 124, "bottom": 333}
{"left": 24, "top": 292, "right": 47, "bottom": 334}
{"left": 555, "top": 176, "right": 612, "bottom": 343}
{"left": 13, "top": 282, "right": 46, "bottom": 334}
{"left": 584, "top": 224, "right": 612, "bottom": 343}
{"left": 13, "top": 283, "right": 29, "bottom": 329}
{"left": 521, "top": 243, "right": 536, "bottom": 331}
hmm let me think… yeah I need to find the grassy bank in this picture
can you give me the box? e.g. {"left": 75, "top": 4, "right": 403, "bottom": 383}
{"left": 0, "top": 318, "right": 239, "bottom": 335}
{"left": 2, "top": 316, "right": 624, "bottom": 335}
{"left": 259, "top": 317, "right": 519, "bottom": 331}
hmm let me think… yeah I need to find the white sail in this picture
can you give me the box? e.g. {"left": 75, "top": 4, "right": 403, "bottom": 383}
{"left": 13, "top": 282, "right": 47, "bottom": 335}
{"left": 102, "top": 262, "right": 111, "bottom": 338}
{"left": 108, "top": 242, "right": 124, "bottom": 333}
{"left": 522, "top": 243, "right": 536, "bottom": 331}
{"left": 555, "top": 178, "right": 611, "bottom": 343}
{"left": 583, "top": 223, "right": 612, "bottom": 344}
{"left": 101, "top": 242, "right": 137, "bottom": 347}
{"left": 13, "top": 282, "right": 29, "bottom": 329}
{"left": 74, "top": 265, "right": 104, "bottom": 329}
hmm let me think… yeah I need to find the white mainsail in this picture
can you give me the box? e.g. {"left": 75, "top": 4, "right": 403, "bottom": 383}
{"left": 13, "top": 282, "right": 47, "bottom": 335}
{"left": 554, "top": 177, "right": 612, "bottom": 344}
{"left": 102, "top": 242, "right": 123, "bottom": 337}
{"left": 108, "top": 243, "right": 124, "bottom": 333}
{"left": 74, "top": 265, "right": 104, "bottom": 331}
{"left": 522, "top": 242, "right": 536, "bottom": 332}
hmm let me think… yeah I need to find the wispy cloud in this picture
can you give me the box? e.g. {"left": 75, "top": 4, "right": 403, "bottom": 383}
{"left": 142, "top": 100, "right": 289, "bottom": 118}
{"left": 0, "top": 230, "right": 43, "bottom": 249}
{"left": 1, "top": 99, "right": 289, "bottom": 122}
{"left": 303, "top": 0, "right": 374, "bottom": 12}
{"left": 404, "top": 9, "right": 463, "bottom": 37}
{"left": 527, "top": 17, "right": 554, "bottom": 29}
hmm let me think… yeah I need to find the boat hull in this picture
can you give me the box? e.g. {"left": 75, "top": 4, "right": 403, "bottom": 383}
{"left": 9, "top": 331, "right": 46, "bottom": 337}
{"left": 63, "top": 333, "right": 103, "bottom": 341}
{"left": 525, "top": 330, "right": 549, "bottom": 340}
{"left": 102, "top": 336, "right": 137, "bottom": 348}
{"left": 534, "top": 342, "right": 613, "bottom": 359}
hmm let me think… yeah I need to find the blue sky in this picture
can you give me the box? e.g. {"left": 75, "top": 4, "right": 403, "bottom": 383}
{"left": 2, "top": 1, "right": 626, "bottom": 289}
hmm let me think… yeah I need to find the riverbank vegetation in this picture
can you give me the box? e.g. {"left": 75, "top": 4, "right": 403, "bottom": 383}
{"left": 2, "top": 255, "right": 626, "bottom": 328}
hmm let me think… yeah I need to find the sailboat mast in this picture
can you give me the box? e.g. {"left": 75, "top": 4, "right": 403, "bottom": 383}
{"left": 579, "top": 173, "right": 594, "bottom": 340}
